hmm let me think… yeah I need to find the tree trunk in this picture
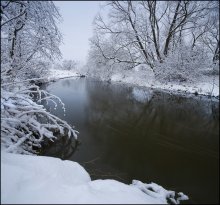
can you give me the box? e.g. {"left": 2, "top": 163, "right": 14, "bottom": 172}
{"left": 163, "top": 1, "right": 181, "bottom": 56}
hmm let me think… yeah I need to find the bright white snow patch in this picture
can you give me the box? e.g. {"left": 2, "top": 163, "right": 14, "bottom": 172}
{"left": 111, "top": 64, "right": 155, "bottom": 87}
{"left": 1, "top": 152, "right": 188, "bottom": 204}
{"left": 47, "top": 68, "right": 82, "bottom": 81}
{"left": 111, "top": 73, "right": 125, "bottom": 82}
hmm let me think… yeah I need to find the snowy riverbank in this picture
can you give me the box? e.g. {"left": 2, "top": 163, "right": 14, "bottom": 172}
{"left": 110, "top": 65, "right": 219, "bottom": 98}
{"left": 1, "top": 152, "right": 188, "bottom": 204}
{"left": 45, "top": 66, "right": 219, "bottom": 98}
{"left": 47, "top": 68, "right": 84, "bottom": 81}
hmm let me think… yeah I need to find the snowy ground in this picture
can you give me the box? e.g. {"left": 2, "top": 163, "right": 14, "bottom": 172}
{"left": 1, "top": 152, "right": 188, "bottom": 204}
{"left": 47, "top": 68, "right": 83, "bottom": 81}
{"left": 110, "top": 65, "right": 219, "bottom": 98}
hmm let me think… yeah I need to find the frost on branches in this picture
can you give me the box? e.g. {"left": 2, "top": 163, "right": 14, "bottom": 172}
{"left": 1, "top": 80, "right": 78, "bottom": 154}
{"left": 1, "top": 1, "right": 62, "bottom": 80}
{"left": 86, "top": 1, "right": 219, "bottom": 84}
{"left": 1, "top": 1, "right": 78, "bottom": 154}
{"left": 154, "top": 45, "right": 212, "bottom": 83}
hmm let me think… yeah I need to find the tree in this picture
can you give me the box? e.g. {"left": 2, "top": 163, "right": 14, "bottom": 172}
{"left": 1, "top": 1, "right": 62, "bottom": 80}
{"left": 62, "top": 59, "right": 77, "bottom": 70}
{"left": 88, "top": 1, "right": 219, "bottom": 82}
{"left": 1, "top": 1, "right": 78, "bottom": 154}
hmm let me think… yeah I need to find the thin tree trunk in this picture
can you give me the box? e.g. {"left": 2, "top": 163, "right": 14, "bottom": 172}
{"left": 163, "top": 1, "right": 181, "bottom": 56}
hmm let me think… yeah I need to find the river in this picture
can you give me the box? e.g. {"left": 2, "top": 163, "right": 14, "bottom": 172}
{"left": 40, "top": 78, "right": 219, "bottom": 204}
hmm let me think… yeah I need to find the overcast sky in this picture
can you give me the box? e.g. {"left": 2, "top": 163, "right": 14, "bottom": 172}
{"left": 54, "top": 1, "right": 102, "bottom": 64}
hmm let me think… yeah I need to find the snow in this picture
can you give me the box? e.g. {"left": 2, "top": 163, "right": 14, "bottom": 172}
{"left": 1, "top": 152, "right": 188, "bottom": 204}
{"left": 1, "top": 83, "right": 78, "bottom": 154}
{"left": 47, "top": 68, "right": 82, "bottom": 81}
{"left": 152, "top": 80, "right": 219, "bottom": 97}
{"left": 110, "top": 64, "right": 219, "bottom": 97}
{"left": 47, "top": 65, "right": 218, "bottom": 98}
{"left": 111, "top": 64, "right": 155, "bottom": 86}
{"left": 132, "top": 180, "right": 189, "bottom": 204}
{"left": 111, "top": 73, "right": 125, "bottom": 82}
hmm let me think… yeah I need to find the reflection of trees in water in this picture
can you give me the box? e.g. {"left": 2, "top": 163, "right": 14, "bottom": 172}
{"left": 85, "top": 84, "right": 219, "bottom": 165}
{"left": 86, "top": 82, "right": 219, "bottom": 139}
{"left": 39, "top": 79, "right": 218, "bottom": 204}
{"left": 83, "top": 85, "right": 219, "bottom": 204}
{"left": 61, "top": 79, "right": 71, "bottom": 87}
{"left": 40, "top": 80, "right": 219, "bottom": 163}
{"left": 211, "top": 100, "right": 219, "bottom": 121}
{"left": 85, "top": 81, "right": 147, "bottom": 128}
{"left": 80, "top": 156, "right": 129, "bottom": 183}
{"left": 39, "top": 133, "right": 79, "bottom": 160}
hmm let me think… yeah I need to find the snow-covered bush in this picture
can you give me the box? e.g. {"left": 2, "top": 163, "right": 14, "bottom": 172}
{"left": 1, "top": 79, "right": 78, "bottom": 154}
{"left": 154, "top": 46, "right": 211, "bottom": 83}
{"left": 62, "top": 60, "right": 77, "bottom": 71}
{"left": 86, "top": 47, "right": 113, "bottom": 80}
{"left": 21, "top": 60, "right": 51, "bottom": 79}
{"left": 53, "top": 60, "right": 81, "bottom": 74}
{"left": 53, "top": 62, "right": 63, "bottom": 70}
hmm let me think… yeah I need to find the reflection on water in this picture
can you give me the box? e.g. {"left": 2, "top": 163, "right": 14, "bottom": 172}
{"left": 40, "top": 78, "right": 219, "bottom": 204}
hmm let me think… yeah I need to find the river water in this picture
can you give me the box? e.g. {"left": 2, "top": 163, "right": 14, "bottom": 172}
{"left": 40, "top": 78, "right": 219, "bottom": 204}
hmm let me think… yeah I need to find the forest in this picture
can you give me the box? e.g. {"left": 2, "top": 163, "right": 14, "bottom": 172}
{"left": 1, "top": 1, "right": 219, "bottom": 204}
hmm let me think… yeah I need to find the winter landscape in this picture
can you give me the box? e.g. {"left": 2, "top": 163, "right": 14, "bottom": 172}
{"left": 1, "top": 1, "right": 219, "bottom": 204}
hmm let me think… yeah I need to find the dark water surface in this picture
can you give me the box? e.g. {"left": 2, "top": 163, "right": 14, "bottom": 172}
{"left": 40, "top": 78, "right": 219, "bottom": 204}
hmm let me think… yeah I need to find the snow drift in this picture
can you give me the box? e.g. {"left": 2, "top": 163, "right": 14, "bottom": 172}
{"left": 1, "top": 152, "right": 188, "bottom": 204}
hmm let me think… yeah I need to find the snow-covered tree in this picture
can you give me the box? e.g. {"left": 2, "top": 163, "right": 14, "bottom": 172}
{"left": 62, "top": 59, "right": 77, "bottom": 70}
{"left": 1, "top": 1, "right": 62, "bottom": 80}
{"left": 1, "top": 1, "right": 78, "bottom": 154}
{"left": 154, "top": 45, "right": 211, "bottom": 83}
{"left": 87, "top": 1, "right": 219, "bottom": 83}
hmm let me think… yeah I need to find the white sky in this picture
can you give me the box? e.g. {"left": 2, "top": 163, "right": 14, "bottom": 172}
{"left": 54, "top": 1, "right": 102, "bottom": 64}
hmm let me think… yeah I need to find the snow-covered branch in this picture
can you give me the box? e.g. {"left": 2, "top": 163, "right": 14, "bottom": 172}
{"left": 1, "top": 82, "right": 78, "bottom": 154}
{"left": 1, "top": 1, "right": 78, "bottom": 155}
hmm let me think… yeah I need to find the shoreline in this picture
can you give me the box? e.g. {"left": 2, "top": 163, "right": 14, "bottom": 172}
{"left": 46, "top": 74, "right": 219, "bottom": 100}
{"left": 43, "top": 67, "right": 219, "bottom": 99}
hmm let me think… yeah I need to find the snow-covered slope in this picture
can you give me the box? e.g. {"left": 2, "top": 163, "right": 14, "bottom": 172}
{"left": 48, "top": 69, "right": 82, "bottom": 81}
{"left": 110, "top": 64, "right": 219, "bottom": 97}
{"left": 1, "top": 152, "right": 188, "bottom": 204}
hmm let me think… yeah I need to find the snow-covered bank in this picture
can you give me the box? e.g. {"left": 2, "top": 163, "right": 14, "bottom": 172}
{"left": 46, "top": 66, "right": 219, "bottom": 98}
{"left": 1, "top": 152, "right": 188, "bottom": 204}
{"left": 110, "top": 65, "right": 219, "bottom": 98}
{"left": 47, "top": 68, "right": 84, "bottom": 81}
{"left": 152, "top": 81, "right": 219, "bottom": 98}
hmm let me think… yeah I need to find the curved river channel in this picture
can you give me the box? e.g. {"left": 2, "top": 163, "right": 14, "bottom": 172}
{"left": 40, "top": 78, "right": 219, "bottom": 204}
